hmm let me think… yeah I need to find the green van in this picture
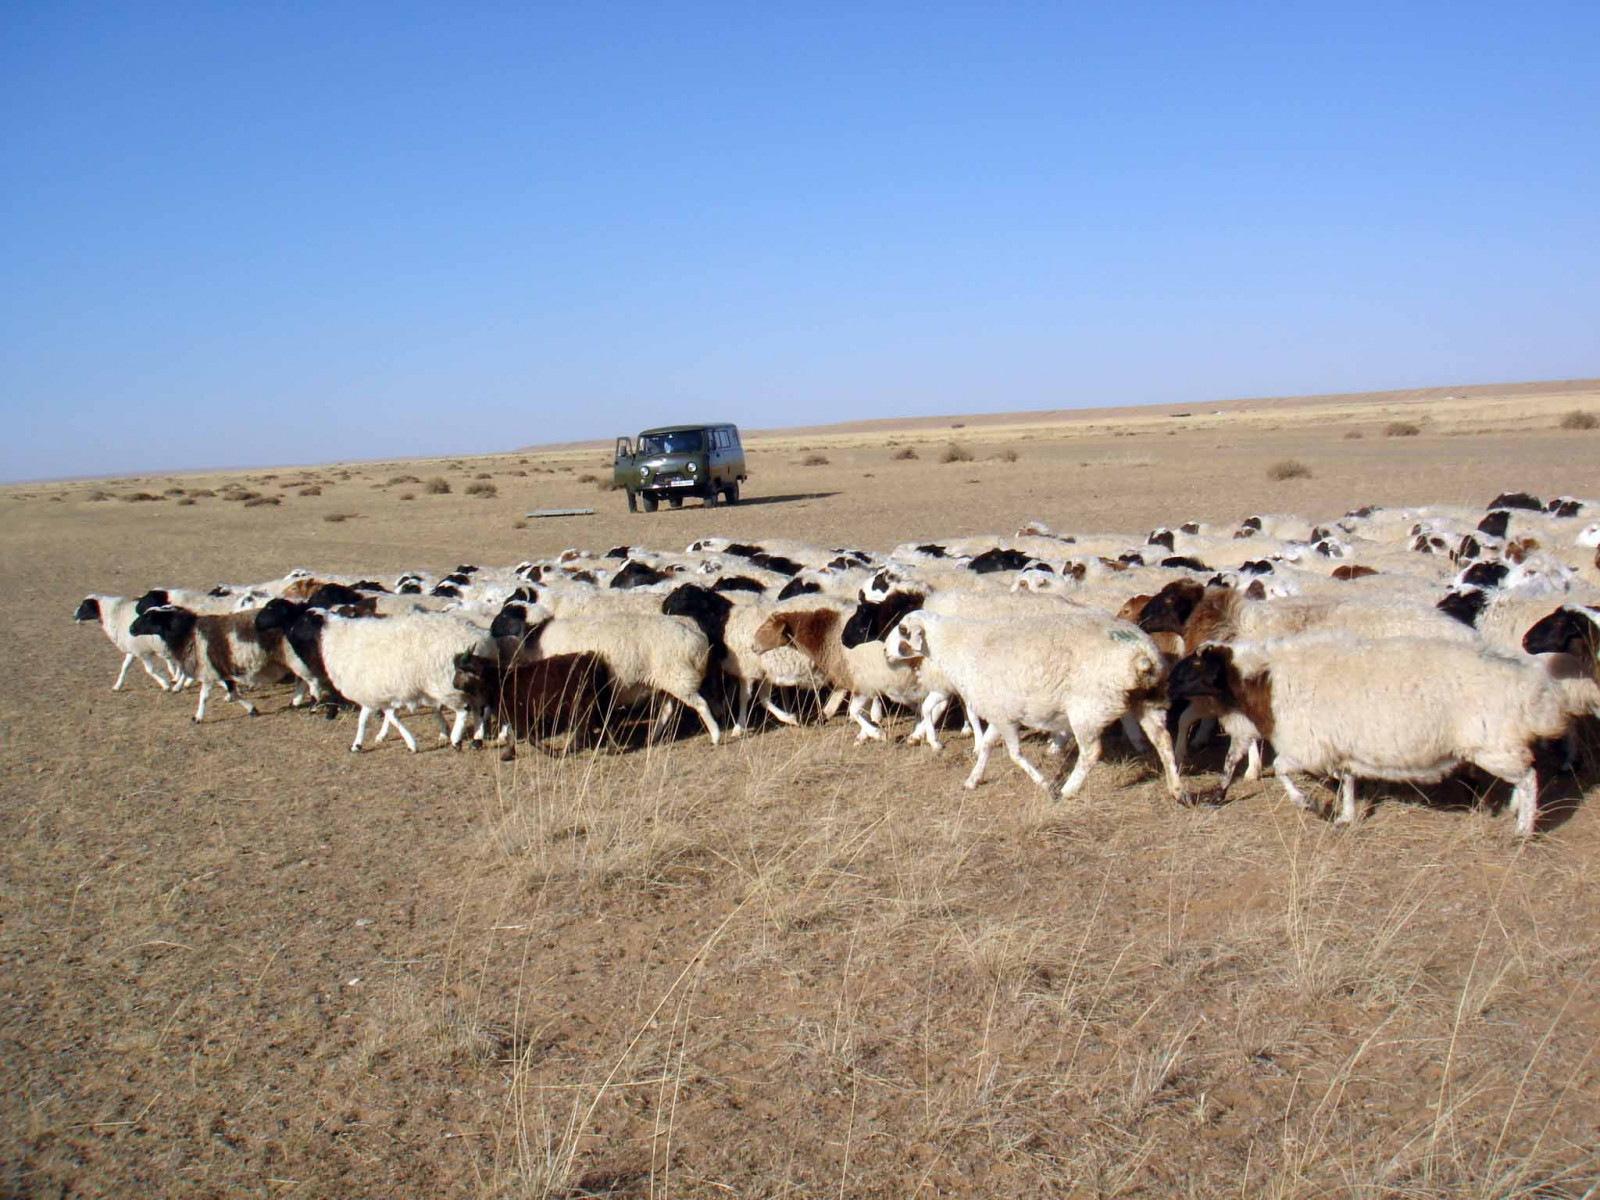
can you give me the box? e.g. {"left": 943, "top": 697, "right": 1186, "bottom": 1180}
{"left": 612, "top": 423, "right": 747, "bottom": 512}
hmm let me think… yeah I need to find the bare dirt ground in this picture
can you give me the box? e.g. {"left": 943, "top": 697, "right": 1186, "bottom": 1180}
{"left": 3, "top": 381, "right": 1599, "bottom": 1198}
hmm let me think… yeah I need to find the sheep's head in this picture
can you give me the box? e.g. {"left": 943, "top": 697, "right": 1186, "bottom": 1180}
{"left": 883, "top": 617, "right": 928, "bottom": 668}
{"left": 1167, "top": 645, "right": 1236, "bottom": 710}
{"left": 74, "top": 596, "right": 100, "bottom": 622}
{"left": 1522, "top": 605, "right": 1600, "bottom": 661}
{"left": 840, "top": 588, "right": 925, "bottom": 648}
{"left": 1136, "top": 579, "right": 1206, "bottom": 636}
{"left": 661, "top": 583, "right": 731, "bottom": 631}
{"left": 752, "top": 609, "right": 836, "bottom": 656}
{"left": 452, "top": 652, "right": 498, "bottom": 705}
{"left": 129, "top": 605, "right": 195, "bottom": 645}
{"left": 256, "top": 597, "right": 309, "bottom": 635}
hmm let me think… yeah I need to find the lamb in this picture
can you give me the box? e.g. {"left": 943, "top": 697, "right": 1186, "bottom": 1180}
{"left": 488, "top": 601, "right": 721, "bottom": 744}
{"left": 289, "top": 608, "right": 501, "bottom": 751}
{"left": 452, "top": 651, "right": 614, "bottom": 758}
{"left": 880, "top": 609, "right": 1184, "bottom": 802}
{"left": 74, "top": 594, "right": 185, "bottom": 690}
{"left": 128, "top": 606, "right": 298, "bottom": 721}
{"left": 751, "top": 605, "right": 928, "bottom": 742}
{"left": 659, "top": 584, "right": 833, "bottom": 736}
{"left": 1166, "top": 637, "right": 1568, "bottom": 834}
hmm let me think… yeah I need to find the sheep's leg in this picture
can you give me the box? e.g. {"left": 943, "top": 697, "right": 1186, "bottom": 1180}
{"left": 870, "top": 695, "right": 885, "bottom": 724}
{"left": 1214, "top": 736, "right": 1252, "bottom": 799}
{"left": 135, "top": 653, "right": 171, "bottom": 690}
{"left": 730, "top": 678, "right": 754, "bottom": 737}
{"left": 192, "top": 681, "right": 211, "bottom": 723}
{"left": 1057, "top": 724, "right": 1105, "bottom": 802}
{"left": 222, "top": 679, "right": 257, "bottom": 716}
{"left": 648, "top": 696, "right": 679, "bottom": 744}
{"left": 351, "top": 706, "right": 374, "bottom": 751}
{"left": 822, "top": 688, "right": 848, "bottom": 719}
{"left": 964, "top": 722, "right": 1002, "bottom": 790}
{"left": 1136, "top": 707, "right": 1185, "bottom": 803}
{"left": 681, "top": 691, "right": 722, "bottom": 745}
{"left": 1275, "top": 761, "right": 1311, "bottom": 812}
{"left": 1047, "top": 731, "right": 1074, "bottom": 757}
{"left": 1243, "top": 738, "right": 1263, "bottom": 781}
{"left": 1120, "top": 712, "right": 1149, "bottom": 752}
{"left": 1333, "top": 774, "right": 1361, "bottom": 826}
{"left": 1191, "top": 716, "right": 1216, "bottom": 750}
{"left": 761, "top": 689, "right": 801, "bottom": 726}
{"left": 290, "top": 679, "right": 309, "bottom": 707}
{"left": 448, "top": 708, "right": 470, "bottom": 749}
{"left": 997, "top": 723, "right": 1047, "bottom": 788}
{"left": 1508, "top": 768, "right": 1540, "bottom": 837}
{"left": 909, "top": 692, "right": 949, "bottom": 751}
{"left": 848, "top": 694, "right": 884, "bottom": 743}
{"left": 966, "top": 711, "right": 986, "bottom": 753}
{"left": 434, "top": 707, "right": 452, "bottom": 742}
{"left": 113, "top": 653, "right": 135, "bottom": 691}
{"left": 1173, "top": 706, "right": 1203, "bottom": 771}
{"left": 388, "top": 710, "right": 419, "bottom": 752}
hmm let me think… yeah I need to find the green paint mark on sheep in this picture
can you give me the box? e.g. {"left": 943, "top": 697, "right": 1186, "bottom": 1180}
{"left": 1109, "top": 629, "right": 1142, "bottom": 644}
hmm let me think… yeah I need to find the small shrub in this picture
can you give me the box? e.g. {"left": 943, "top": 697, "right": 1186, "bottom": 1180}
{"left": 577, "top": 473, "right": 599, "bottom": 483}
{"left": 891, "top": 446, "right": 918, "bottom": 461}
{"left": 597, "top": 478, "right": 622, "bottom": 492}
{"left": 474, "top": 472, "right": 492, "bottom": 480}
{"left": 1559, "top": 410, "right": 1598, "bottom": 430}
{"left": 802, "top": 453, "right": 829, "bottom": 466}
{"left": 1385, "top": 421, "right": 1421, "bottom": 437}
{"left": 121, "top": 491, "right": 166, "bottom": 502}
{"left": 508, "top": 469, "right": 527, "bottom": 477}
{"left": 244, "top": 495, "right": 281, "bottom": 507}
{"left": 423, "top": 477, "right": 451, "bottom": 495}
{"left": 298, "top": 485, "right": 322, "bottom": 496}
{"left": 323, "top": 512, "right": 357, "bottom": 523}
{"left": 85, "top": 489, "right": 112, "bottom": 502}
{"left": 177, "top": 496, "right": 197, "bottom": 506}
{"left": 399, "top": 492, "right": 415, "bottom": 501}
{"left": 225, "top": 489, "right": 262, "bottom": 502}
{"left": 189, "top": 488, "right": 216, "bottom": 498}
{"left": 388, "top": 474, "right": 421, "bottom": 486}
{"left": 512, "top": 518, "right": 528, "bottom": 530}
{"left": 951, "top": 422, "right": 966, "bottom": 429}
{"left": 1343, "top": 430, "right": 1364, "bottom": 440}
{"left": 941, "top": 442, "right": 974, "bottom": 464}
{"left": 994, "top": 447, "right": 1019, "bottom": 462}
{"left": 1267, "top": 459, "right": 1312, "bottom": 481}
{"left": 163, "top": 487, "right": 186, "bottom": 496}
{"left": 464, "top": 481, "right": 498, "bottom": 498}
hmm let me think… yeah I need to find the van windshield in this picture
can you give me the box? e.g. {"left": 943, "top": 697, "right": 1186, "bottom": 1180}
{"left": 638, "top": 431, "right": 703, "bottom": 454}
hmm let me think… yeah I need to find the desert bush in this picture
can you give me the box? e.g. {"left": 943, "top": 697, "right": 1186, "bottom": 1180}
{"left": 298, "top": 485, "right": 322, "bottom": 497}
{"left": 597, "top": 477, "right": 622, "bottom": 492}
{"left": 464, "top": 481, "right": 498, "bottom": 498}
{"left": 85, "top": 489, "right": 112, "bottom": 502}
{"left": 577, "top": 473, "right": 599, "bottom": 483}
{"left": 1343, "top": 430, "right": 1364, "bottom": 440}
{"left": 1559, "top": 409, "right": 1598, "bottom": 430}
{"left": 512, "top": 518, "right": 528, "bottom": 530}
{"left": 508, "top": 469, "right": 527, "bottom": 477}
{"left": 399, "top": 492, "right": 416, "bottom": 501}
{"left": 891, "top": 446, "right": 918, "bottom": 461}
{"left": 941, "top": 442, "right": 974, "bottom": 464}
{"left": 176, "top": 496, "right": 197, "bottom": 506}
{"left": 802, "top": 453, "right": 829, "bottom": 466}
{"left": 163, "top": 487, "right": 186, "bottom": 496}
{"left": 188, "top": 488, "right": 216, "bottom": 498}
{"left": 1385, "top": 421, "right": 1421, "bottom": 437}
{"left": 244, "top": 495, "right": 281, "bottom": 507}
{"left": 388, "top": 474, "right": 421, "bottom": 486}
{"left": 951, "top": 422, "right": 966, "bottom": 429}
{"left": 423, "top": 477, "right": 451, "bottom": 495}
{"left": 121, "top": 491, "right": 166, "bottom": 502}
{"left": 323, "top": 512, "right": 357, "bottom": 523}
{"left": 994, "top": 447, "right": 1019, "bottom": 462}
{"left": 1267, "top": 459, "right": 1313, "bottom": 481}
{"left": 224, "top": 489, "right": 262, "bottom": 502}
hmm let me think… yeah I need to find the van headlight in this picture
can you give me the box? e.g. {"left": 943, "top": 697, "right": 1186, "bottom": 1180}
{"left": 687, "top": 461, "right": 698, "bottom": 474}
{"left": 639, "top": 466, "right": 650, "bottom": 480}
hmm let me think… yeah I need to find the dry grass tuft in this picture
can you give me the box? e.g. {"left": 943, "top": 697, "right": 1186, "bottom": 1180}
{"left": 422, "top": 477, "right": 451, "bottom": 495}
{"left": 176, "top": 496, "right": 197, "bottom": 506}
{"left": 802, "top": 453, "right": 830, "bottom": 466}
{"left": 596, "top": 477, "right": 622, "bottom": 492}
{"left": 941, "top": 441, "right": 975, "bottom": 464}
{"left": 322, "top": 512, "right": 358, "bottom": 523}
{"left": 85, "top": 489, "right": 112, "bottom": 501}
{"left": 464, "top": 481, "right": 498, "bottom": 498}
{"left": 1386, "top": 420, "right": 1422, "bottom": 437}
{"left": 120, "top": 491, "right": 166, "bottom": 502}
{"left": 298, "top": 485, "right": 322, "bottom": 497}
{"left": 1344, "top": 429, "right": 1364, "bottom": 439}
{"left": 1267, "top": 459, "right": 1313, "bottom": 481}
{"left": 891, "top": 446, "right": 919, "bottom": 460}
{"left": 1559, "top": 409, "right": 1598, "bottom": 430}
{"left": 387, "top": 473, "right": 421, "bottom": 486}
{"left": 577, "top": 473, "right": 599, "bottom": 483}
{"left": 994, "top": 447, "right": 1019, "bottom": 462}
{"left": 243, "top": 495, "right": 281, "bottom": 507}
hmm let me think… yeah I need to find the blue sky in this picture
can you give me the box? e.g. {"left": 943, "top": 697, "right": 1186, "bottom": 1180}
{"left": 2, "top": 2, "right": 1596, "bottom": 480}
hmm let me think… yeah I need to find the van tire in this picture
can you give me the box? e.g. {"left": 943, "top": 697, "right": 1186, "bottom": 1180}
{"left": 641, "top": 494, "right": 659, "bottom": 513}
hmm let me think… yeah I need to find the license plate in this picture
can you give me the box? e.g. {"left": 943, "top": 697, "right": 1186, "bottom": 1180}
{"left": 669, "top": 478, "right": 694, "bottom": 487}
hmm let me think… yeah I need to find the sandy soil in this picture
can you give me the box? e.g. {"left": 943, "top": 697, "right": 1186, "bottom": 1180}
{"left": 3, "top": 382, "right": 1598, "bottom": 1198}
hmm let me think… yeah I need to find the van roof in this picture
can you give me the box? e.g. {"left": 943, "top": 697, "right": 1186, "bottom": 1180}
{"left": 636, "top": 424, "right": 735, "bottom": 437}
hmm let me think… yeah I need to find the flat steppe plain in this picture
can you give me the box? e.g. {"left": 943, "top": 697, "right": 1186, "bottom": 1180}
{"left": 3, "top": 381, "right": 1598, "bottom": 1197}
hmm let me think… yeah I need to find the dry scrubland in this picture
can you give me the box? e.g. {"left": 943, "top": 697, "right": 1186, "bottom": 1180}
{"left": 4, "top": 381, "right": 1600, "bottom": 1198}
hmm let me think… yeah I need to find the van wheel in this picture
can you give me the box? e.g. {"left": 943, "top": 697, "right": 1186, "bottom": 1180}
{"left": 626, "top": 490, "right": 638, "bottom": 513}
{"left": 668, "top": 495, "right": 684, "bottom": 509}
{"left": 641, "top": 494, "right": 659, "bottom": 513}
{"left": 705, "top": 483, "right": 719, "bottom": 508}
{"left": 724, "top": 482, "right": 740, "bottom": 505}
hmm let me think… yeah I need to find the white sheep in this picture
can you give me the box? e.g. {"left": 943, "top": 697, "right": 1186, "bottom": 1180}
{"left": 1167, "top": 637, "right": 1569, "bottom": 835}
{"left": 882, "top": 609, "right": 1184, "bottom": 803}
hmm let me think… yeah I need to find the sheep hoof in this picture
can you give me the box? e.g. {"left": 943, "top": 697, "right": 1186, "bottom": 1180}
{"left": 499, "top": 746, "right": 516, "bottom": 762}
{"left": 190, "top": 716, "right": 199, "bottom": 724}
{"left": 349, "top": 744, "right": 362, "bottom": 753}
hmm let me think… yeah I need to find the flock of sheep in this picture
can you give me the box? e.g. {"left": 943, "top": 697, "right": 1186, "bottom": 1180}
{"left": 75, "top": 489, "right": 1600, "bottom": 836}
